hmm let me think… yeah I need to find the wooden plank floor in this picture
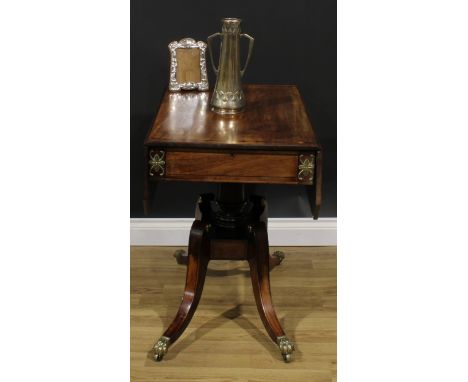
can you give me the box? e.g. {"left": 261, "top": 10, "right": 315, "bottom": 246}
{"left": 131, "top": 246, "right": 337, "bottom": 382}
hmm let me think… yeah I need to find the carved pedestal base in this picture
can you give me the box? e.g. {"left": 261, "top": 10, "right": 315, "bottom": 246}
{"left": 154, "top": 185, "right": 295, "bottom": 363}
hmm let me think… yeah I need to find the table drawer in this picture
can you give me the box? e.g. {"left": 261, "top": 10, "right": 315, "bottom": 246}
{"left": 147, "top": 149, "right": 315, "bottom": 185}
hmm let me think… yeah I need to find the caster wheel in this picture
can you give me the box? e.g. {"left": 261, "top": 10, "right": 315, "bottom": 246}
{"left": 173, "top": 249, "right": 187, "bottom": 265}
{"left": 153, "top": 353, "right": 164, "bottom": 362}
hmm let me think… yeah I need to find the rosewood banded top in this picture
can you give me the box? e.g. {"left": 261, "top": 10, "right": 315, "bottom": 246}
{"left": 145, "top": 84, "right": 321, "bottom": 151}
{"left": 143, "top": 84, "right": 322, "bottom": 218}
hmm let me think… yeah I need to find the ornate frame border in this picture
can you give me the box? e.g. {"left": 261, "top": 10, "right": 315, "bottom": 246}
{"left": 168, "top": 38, "right": 209, "bottom": 92}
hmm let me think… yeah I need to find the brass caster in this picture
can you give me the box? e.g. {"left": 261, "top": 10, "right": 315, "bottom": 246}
{"left": 173, "top": 249, "right": 187, "bottom": 265}
{"left": 277, "top": 336, "right": 295, "bottom": 363}
{"left": 272, "top": 251, "right": 285, "bottom": 264}
{"left": 153, "top": 336, "right": 170, "bottom": 362}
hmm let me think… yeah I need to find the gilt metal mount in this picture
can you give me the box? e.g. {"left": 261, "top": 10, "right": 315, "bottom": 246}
{"left": 298, "top": 153, "right": 315, "bottom": 184}
{"left": 153, "top": 336, "right": 170, "bottom": 361}
{"left": 277, "top": 335, "right": 295, "bottom": 362}
{"left": 149, "top": 150, "right": 166, "bottom": 177}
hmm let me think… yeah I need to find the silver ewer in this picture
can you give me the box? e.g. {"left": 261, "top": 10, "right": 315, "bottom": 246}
{"left": 207, "top": 18, "right": 254, "bottom": 114}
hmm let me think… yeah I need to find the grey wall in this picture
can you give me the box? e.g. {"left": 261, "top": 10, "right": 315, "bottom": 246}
{"left": 131, "top": 0, "right": 336, "bottom": 218}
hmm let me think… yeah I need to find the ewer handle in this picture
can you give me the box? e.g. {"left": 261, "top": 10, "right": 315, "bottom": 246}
{"left": 240, "top": 33, "right": 254, "bottom": 77}
{"left": 207, "top": 33, "right": 221, "bottom": 75}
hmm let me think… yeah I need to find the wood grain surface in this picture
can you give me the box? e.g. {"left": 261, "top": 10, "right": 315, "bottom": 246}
{"left": 164, "top": 150, "right": 299, "bottom": 184}
{"left": 131, "top": 246, "right": 336, "bottom": 382}
{"left": 145, "top": 85, "right": 321, "bottom": 151}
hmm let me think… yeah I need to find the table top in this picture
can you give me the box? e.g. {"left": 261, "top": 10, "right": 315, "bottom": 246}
{"left": 145, "top": 84, "right": 320, "bottom": 152}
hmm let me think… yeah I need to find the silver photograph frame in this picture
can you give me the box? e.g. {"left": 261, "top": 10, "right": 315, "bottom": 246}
{"left": 168, "top": 38, "right": 209, "bottom": 92}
